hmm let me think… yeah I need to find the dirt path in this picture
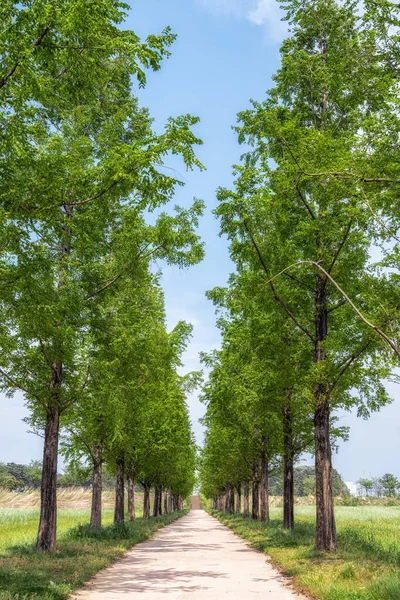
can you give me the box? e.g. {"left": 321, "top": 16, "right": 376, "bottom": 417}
{"left": 73, "top": 510, "right": 306, "bottom": 599}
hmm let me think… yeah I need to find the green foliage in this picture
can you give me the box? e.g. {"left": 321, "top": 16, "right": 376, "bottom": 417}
{"left": 380, "top": 474, "right": 400, "bottom": 498}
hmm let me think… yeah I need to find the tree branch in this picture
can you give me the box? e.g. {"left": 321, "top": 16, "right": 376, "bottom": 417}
{"left": 283, "top": 271, "right": 315, "bottom": 293}
{"left": 295, "top": 182, "right": 316, "bottom": 220}
{"left": 327, "top": 218, "right": 353, "bottom": 275}
{"left": 326, "top": 340, "right": 372, "bottom": 400}
{"left": 0, "top": 367, "right": 46, "bottom": 407}
{"left": 0, "top": 24, "right": 52, "bottom": 90}
{"left": 298, "top": 170, "right": 400, "bottom": 184}
{"left": 86, "top": 273, "right": 122, "bottom": 300}
{"left": 243, "top": 219, "right": 315, "bottom": 343}
{"left": 327, "top": 298, "right": 347, "bottom": 313}
{"left": 64, "top": 427, "right": 95, "bottom": 463}
{"left": 86, "top": 245, "right": 164, "bottom": 299}
{"left": 266, "top": 260, "right": 400, "bottom": 358}
{"left": 66, "top": 180, "right": 118, "bottom": 207}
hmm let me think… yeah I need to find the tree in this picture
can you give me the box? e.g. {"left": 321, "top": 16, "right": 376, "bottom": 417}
{"left": 380, "top": 474, "right": 399, "bottom": 497}
{"left": 357, "top": 478, "right": 374, "bottom": 497}
{"left": 372, "top": 476, "right": 384, "bottom": 498}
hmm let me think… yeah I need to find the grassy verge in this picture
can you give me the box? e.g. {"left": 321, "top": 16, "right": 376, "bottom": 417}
{"left": 209, "top": 507, "right": 400, "bottom": 600}
{"left": 0, "top": 509, "right": 187, "bottom": 599}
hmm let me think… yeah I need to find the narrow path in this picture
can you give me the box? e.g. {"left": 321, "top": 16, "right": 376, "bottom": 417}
{"left": 73, "top": 510, "right": 306, "bottom": 599}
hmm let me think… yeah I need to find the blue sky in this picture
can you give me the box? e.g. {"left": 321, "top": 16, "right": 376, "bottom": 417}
{"left": 0, "top": 0, "right": 399, "bottom": 483}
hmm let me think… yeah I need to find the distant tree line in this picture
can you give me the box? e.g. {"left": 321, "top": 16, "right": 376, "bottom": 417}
{"left": 357, "top": 474, "right": 400, "bottom": 498}
{"left": 269, "top": 466, "right": 349, "bottom": 498}
{"left": 0, "top": 461, "right": 118, "bottom": 490}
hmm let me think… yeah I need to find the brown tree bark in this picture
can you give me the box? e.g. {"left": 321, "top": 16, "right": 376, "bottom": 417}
{"left": 114, "top": 454, "right": 125, "bottom": 524}
{"left": 252, "top": 461, "right": 259, "bottom": 520}
{"left": 153, "top": 487, "right": 159, "bottom": 517}
{"left": 314, "top": 272, "right": 337, "bottom": 551}
{"left": 143, "top": 484, "right": 151, "bottom": 518}
{"left": 164, "top": 490, "right": 168, "bottom": 514}
{"left": 283, "top": 402, "right": 294, "bottom": 530}
{"left": 260, "top": 437, "right": 270, "bottom": 523}
{"left": 153, "top": 487, "right": 162, "bottom": 516}
{"left": 168, "top": 490, "right": 173, "bottom": 513}
{"left": 315, "top": 401, "right": 337, "bottom": 551}
{"left": 243, "top": 481, "right": 250, "bottom": 517}
{"left": 127, "top": 461, "right": 135, "bottom": 521}
{"left": 236, "top": 483, "right": 241, "bottom": 514}
{"left": 36, "top": 403, "right": 60, "bottom": 552}
{"left": 224, "top": 488, "right": 233, "bottom": 513}
{"left": 90, "top": 445, "right": 102, "bottom": 529}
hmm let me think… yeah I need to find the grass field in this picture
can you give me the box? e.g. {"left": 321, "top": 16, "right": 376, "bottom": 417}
{"left": 212, "top": 506, "right": 400, "bottom": 600}
{"left": 0, "top": 499, "right": 185, "bottom": 600}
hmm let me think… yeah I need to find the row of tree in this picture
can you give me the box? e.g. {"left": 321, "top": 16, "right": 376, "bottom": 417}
{"left": 200, "top": 0, "right": 400, "bottom": 552}
{"left": 0, "top": 1, "right": 201, "bottom": 552}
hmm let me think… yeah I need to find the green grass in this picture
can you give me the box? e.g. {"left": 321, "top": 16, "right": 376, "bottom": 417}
{"left": 211, "top": 507, "right": 400, "bottom": 600}
{"left": 0, "top": 508, "right": 186, "bottom": 599}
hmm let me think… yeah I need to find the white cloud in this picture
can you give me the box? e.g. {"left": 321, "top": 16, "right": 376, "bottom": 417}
{"left": 196, "top": 0, "right": 287, "bottom": 42}
{"left": 247, "top": 0, "right": 287, "bottom": 41}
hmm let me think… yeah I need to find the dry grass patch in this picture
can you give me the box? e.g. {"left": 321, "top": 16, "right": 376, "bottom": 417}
{"left": 0, "top": 488, "right": 147, "bottom": 510}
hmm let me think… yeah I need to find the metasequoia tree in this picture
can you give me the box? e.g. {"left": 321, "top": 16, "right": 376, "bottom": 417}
{"left": 214, "top": 0, "right": 397, "bottom": 551}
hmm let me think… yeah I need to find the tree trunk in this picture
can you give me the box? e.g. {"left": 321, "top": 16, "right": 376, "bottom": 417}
{"left": 314, "top": 271, "right": 337, "bottom": 551}
{"left": 114, "top": 454, "right": 125, "bottom": 524}
{"left": 236, "top": 483, "right": 241, "bottom": 514}
{"left": 315, "top": 402, "right": 337, "bottom": 551}
{"left": 168, "top": 490, "right": 173, "bottom": 513}
{"left": 153, "top": 487, "right": 162, "bottom": 517}
{"left": 158, "top": 488, "right": 162, "bottom": 515}
{"left": 143, "top": 485, "right": 151, "bottom": 518}
{"left": 127, "top": 461, "right": 135, "bottom": 521}
{"left": 36, "top": 404, "right": 60, "bottom": 552}
{"left": 283, "top": 402, "right": 294, "bottom": 530}
{"left": 164, "top": 490, "right": 168, "bottom": 514}
{"left": 153, "top": 487, "right": 158, "bottom": 517}
{"left": 260, "top": 437, "right": 269, "bottom": 523}
{"left": 244, "top": 481, "right": 250, "bottom": 518}
{"left": 90, "top": 445, "right": 102, "bottom": 529}
{"left": 252, "top": 461, "right": 259, "bottom": 520}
